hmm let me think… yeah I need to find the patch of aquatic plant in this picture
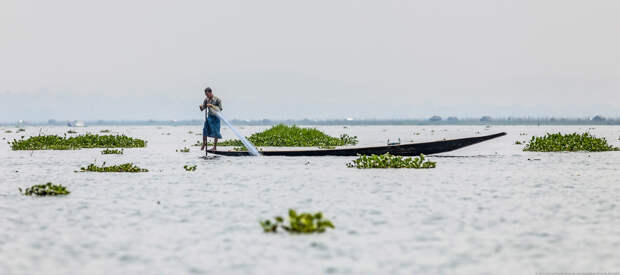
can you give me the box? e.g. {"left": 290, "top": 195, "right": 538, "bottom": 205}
{"left": 67, "top": 130, "right": 77, "bottom": 134}
{"left": 17, "top": 128, "right": 25, "bottom": 132}
{"left": 212, "top": 124, "right": 358, "bottom": 147}
{"left": 523, "top": 133, "right": 619, "bottom": 152}
{"left": 177, "top": 147, "right": 190, "bottom": 152}
{"left": 231, "top": 146, "right": 264, "bottom": 152}
{"left": 19, "top": 182, "right": 70, "bottom": 196}
{"left": 100, "top": 129, "right": 110, "bottom": 133}
{"left": 10, "top": 134, "right": 146, "bottom": 150}
{"left": 347, "top": 153, "right": 436, "bottom": 169}
{"left": 5, "top": 130, "right": 13, "bottom": 133}
{"left": 260, "top": 209, "right": 334, "bottom": 234}
{"left": 80, "top": 162, "right": 148, "bottom": 172}
{"left": 101, "top": 148, "right": 124, "bottom": 154}
{"left": 183, "top": 165, "right": 197, "bottom": 171}
{"left": 515, "top": 141, "right": 523, "bottom": 145}
{"left": 192, "top": 140, "right": 202, "bottom": 147}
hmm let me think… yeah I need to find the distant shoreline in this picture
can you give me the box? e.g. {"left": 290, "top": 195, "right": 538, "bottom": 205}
{"left": 2, "top": 117, "right": 620, "bottom": 126}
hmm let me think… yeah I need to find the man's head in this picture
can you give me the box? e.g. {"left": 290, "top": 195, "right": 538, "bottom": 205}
{"left": 204, "top": 87, "right": 213, "bottom": 98}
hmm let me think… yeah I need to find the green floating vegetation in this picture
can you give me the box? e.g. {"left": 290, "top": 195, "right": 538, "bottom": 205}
{"left": 17, "top": 128, "right": 25, "bottom": 132}
{"left": 10, "top": 134, "right": 146, "bottom": 150}
{"left": 514, "top": 141, "right": 523, "bottom": 145}
{"left": 67, "top": 130, "right": 77, "bottom": 134}
{"left": 19, "top": 182, "right": 70, "bottom": 196}
{"left": 212, "top": 124, "right": 358, "bottom": 147}
{"left": 5, "top": 130, "right": 13, "bottom": 133}
{"left": 347, "top": 153, "right": 436, "bottom": 169}
{"left": 183, "top": 165, "right": 197, "bottom": 171}
{"left": 100, "top": 129, "right": 111, "bottom": 133}
{"left": 260, "top": 209, "right": 334, "bottom": 234}
{"left": 177, "top": 147, "right": 190, "bottom": 152}
{"left": 101, "top": 148, "right": 124, "bottom": 154}
{"left": 524, "top": 133, "right": 619, "bottom": 152}
{"left": 80, "top": 162, "right": 148, "bottom": 172}
{"left": 232, "top": 146, "right": 264, "bottom": 152}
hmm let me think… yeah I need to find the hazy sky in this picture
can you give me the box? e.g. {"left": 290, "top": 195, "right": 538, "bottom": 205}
{"left": 1, "top": 0, "right": 619, "bottom": 122}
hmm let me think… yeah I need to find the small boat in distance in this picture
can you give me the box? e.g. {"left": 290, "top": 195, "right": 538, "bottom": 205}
{"left": 207, "top": 132, "right": 506, "bottom": 157}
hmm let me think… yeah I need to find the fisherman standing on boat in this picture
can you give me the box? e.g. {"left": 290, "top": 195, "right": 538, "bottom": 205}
{"left": 199, "top": 87, "right": 223, "bottom": 151}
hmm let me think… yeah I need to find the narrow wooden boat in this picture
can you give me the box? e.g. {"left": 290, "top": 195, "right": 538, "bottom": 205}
{"left": 206, "top": 132, "right": 506, "bottom": 157}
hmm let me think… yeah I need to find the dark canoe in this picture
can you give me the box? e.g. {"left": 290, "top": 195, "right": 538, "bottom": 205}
{"left": 206, "top": 132, "right": 506, "bottom": 157}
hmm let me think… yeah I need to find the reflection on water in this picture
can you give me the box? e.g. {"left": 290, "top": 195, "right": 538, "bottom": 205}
{"left": 1, "top": 125, "right": 619, "bottom": 274}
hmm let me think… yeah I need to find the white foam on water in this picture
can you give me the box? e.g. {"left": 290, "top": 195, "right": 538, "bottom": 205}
{"left": 212, "top": 111, "right": 260, "bottom": 156}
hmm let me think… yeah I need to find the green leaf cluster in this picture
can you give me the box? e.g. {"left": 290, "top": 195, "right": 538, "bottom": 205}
{"left": 183, "top": 165, "right": 197, "bottom": 171}
{"left": 523, "top": 132, "right": 619, "bottom": 152}
{"left": 212, "top": 124, "right": 358, "bottom": 147}
{"left": 10, "top": 134, "right": 146, "bottom": 150}
{"left": 101, "top": 148, "right": 124, "bottom": 154}
{"left": 19, "top": 182, "right": 70, "bottom": 196}
{"left": 347, "top": 153, "right": 436, "bottom": 169}
{"left": 176, "top": 147, "right": 190, "bottom": 152}
{"left": 260, "top": 209, "right": 335, "bottom": 234}
{"left": 80, "top": 162, "right": 148, "bottom": 172}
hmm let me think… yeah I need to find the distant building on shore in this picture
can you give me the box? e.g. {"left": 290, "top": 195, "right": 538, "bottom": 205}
{"left": 67, "top": 121, "right": 86, "bottom": 127}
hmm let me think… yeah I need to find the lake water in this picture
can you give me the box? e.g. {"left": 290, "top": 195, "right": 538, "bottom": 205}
{"left": 1, "top": 125, "right": 620, "bottom": 275}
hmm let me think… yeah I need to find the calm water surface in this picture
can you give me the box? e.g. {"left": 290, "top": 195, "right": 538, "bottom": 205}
{"left": 1, "top": 125, "right": 620, "bottom": 275}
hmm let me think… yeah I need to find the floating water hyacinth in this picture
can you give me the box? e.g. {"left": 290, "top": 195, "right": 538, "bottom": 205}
{"left": 101, "top": 148, "right": 124, "bottom": 154}
{"left": 183, "top": 165, "right": 197, "bottom": 171}
{"left": 347, "top": 153, "right": 436, "bottom": 169}
{"left": 100, "top": 129, "right": 111, "bottom": 133}
{"left": 10, "top": 134, "right": 146, "bottom": 150}
{"left": 515, "top": 141, "right": 523, "bottom": 145}
{"left": 80, "top": 162, "right": 148, "bottom": 172}
{"left": 17, "top": 128, "right": 25, "bottom": 132}
{"left": 260, "top": 209, "right": 334, "bottom": 234}
{"left": 524, "top": 133, "right": 619, "bottom": 152}
{"left": 211, "top": 124, "right": 358, "bottom": 147}
{"left": 67, "top": 130, "right": 77, "bottom": 134}
{"left": 5, "top": 130, "right": 13, "bottom": 133}
{"left": 19, "top": 182, "right": 70, "bottom": 196}
{"left": 177, "top": 147, "right": 190, "bottom": 152}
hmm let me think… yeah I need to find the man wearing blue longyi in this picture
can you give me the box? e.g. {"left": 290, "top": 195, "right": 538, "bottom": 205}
{"left": 199, "top": 87, "right": 223, "bottom": 151}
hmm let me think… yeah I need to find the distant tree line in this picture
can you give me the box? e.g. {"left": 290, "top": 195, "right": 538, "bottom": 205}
{"left": 2, "top": 115, "right": 620, "bottom": 126}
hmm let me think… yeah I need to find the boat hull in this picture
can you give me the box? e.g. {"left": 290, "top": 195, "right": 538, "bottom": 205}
{"left": 206, "top": 132, "right": 506, "bottom": 157}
